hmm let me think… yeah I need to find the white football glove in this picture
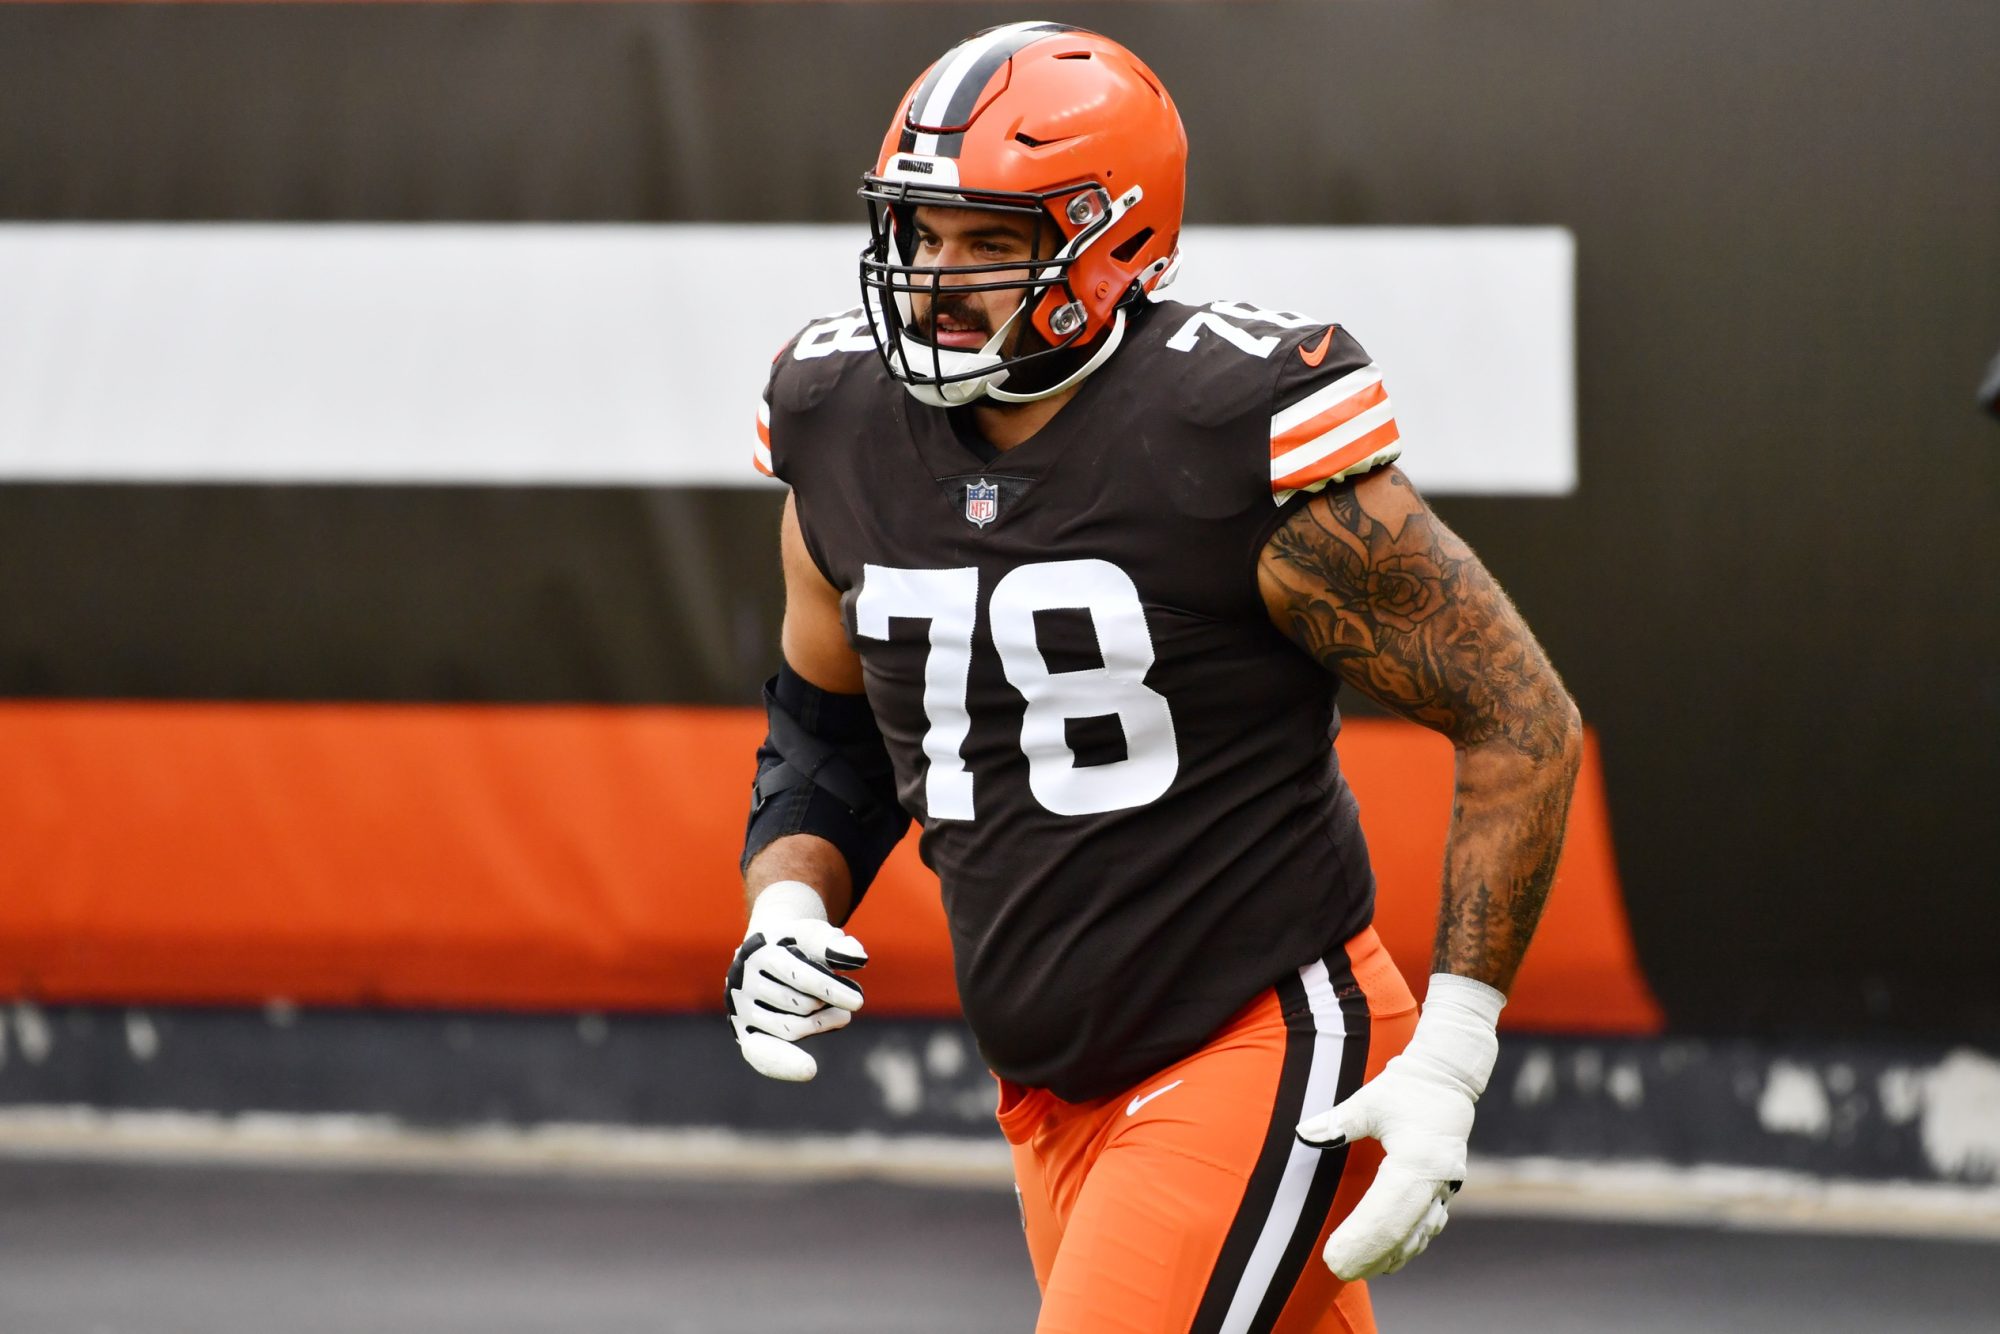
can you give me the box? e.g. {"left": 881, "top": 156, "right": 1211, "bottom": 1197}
{"left": 1295, "top": 973, "right": 1506, "bottom": 1281}
{"left": 725, "top": 880, "right": 868, "bottom": 1082}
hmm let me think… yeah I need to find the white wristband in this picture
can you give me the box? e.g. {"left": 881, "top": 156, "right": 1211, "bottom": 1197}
{"left": 1424, "top": 972, "right": 1507, "bottom": 1027}
{"left": 748, "top": 880, "right": 829, "bottom": 933}
{"left": 1408, "top": 972, "right": 1508, "bottom": 1100}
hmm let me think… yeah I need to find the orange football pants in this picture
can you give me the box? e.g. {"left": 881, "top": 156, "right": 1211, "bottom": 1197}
{"left": 997, "top": 926, "right": 1418, "bottom": 1334}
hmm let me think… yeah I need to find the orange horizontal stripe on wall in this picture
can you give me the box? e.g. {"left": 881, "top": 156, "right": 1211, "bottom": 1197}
{"left": 0, "top": 702, "right": 1660, "bottom": 1032}
{"left": 0, "top": 701, "right": 953, "bottom": 1013}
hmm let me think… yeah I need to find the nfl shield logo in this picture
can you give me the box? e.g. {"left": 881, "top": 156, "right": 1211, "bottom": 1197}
{"left": 965, "top": 479, "right": 1000, "bottom": 528}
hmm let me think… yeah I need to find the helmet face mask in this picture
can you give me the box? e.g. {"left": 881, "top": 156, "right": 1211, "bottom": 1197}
{"left": 857, "top": 23, "right": 1187, "bottom": 407}
{"left": 859, "top": 179, "right": 1121, "bottom": 406}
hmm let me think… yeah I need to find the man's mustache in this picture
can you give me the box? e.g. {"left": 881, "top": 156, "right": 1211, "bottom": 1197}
{"left": 916, "top": 297, "right": 991, "bottom": 338}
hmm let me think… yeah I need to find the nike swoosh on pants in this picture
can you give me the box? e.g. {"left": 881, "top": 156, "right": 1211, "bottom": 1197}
{"left": 1125, "top": 1078, "right": 1185, "bottom": 1116}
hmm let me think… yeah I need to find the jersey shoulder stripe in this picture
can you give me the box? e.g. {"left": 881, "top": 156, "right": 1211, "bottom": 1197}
{"left": 752, "top": 388, "right": 774, "bottom": 478}
{"left": 1268, "top": 324, "right": 1401, "bottom": 503}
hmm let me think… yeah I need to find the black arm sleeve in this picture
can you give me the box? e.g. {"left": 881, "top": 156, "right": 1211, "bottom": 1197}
{"left": 740, "top": 660, "right": 910, "bottom": 912}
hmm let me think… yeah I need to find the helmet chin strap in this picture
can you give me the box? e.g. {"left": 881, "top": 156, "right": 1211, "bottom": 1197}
{"left": 897, "top": 297, "right": 1129, "bottom": 409}
{"left": 895, "top": 293, "right": 1033, "bottom": 408}
{"left": 895, "top": 333, "right": 1009, "bottom": 408}
{"left": 985, "top": 309, "right": 1127, "bottom": 404}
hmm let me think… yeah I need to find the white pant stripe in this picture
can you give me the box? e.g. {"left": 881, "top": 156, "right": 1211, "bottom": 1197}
{"left": 1215, "top": 958, "right": 1347, "bottom": 1334}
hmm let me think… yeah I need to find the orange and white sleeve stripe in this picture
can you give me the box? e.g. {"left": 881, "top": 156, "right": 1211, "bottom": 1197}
{"left": 752, "top": 392, "right": 774, "bottom": 478}
{"left": 1268, "top": 364, "right": 1402, "bottom": 503}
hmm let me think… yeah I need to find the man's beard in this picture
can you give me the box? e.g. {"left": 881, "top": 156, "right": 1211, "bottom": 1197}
{"left": 912, "top": 293, "right": 1090, "bottom": 410}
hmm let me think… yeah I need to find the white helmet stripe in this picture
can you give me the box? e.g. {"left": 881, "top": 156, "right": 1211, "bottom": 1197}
{"left": 910, "top": 22, "right": 1068, "bottom": 156}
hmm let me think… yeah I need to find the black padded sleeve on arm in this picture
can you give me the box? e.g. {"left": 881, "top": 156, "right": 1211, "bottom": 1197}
{"left": 740, "top": 660, "right": 910, "bottom": 912}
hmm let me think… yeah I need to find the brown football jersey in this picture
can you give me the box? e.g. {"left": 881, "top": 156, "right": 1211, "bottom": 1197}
{"left": 759, "top": 295, "right": 1405, "bottom": 1101}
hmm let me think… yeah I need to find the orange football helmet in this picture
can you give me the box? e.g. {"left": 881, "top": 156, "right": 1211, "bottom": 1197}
{"left": 859, "top": 22, "right": 1188, "bottom": 406}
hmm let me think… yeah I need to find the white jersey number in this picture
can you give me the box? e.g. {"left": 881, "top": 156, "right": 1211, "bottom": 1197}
{"left": 853, "top": 566, "right": 979, "bottom": 820}
{"left": 792, "top": 311, "right": 876, "bottom": 360}
{"left": 1208, "top": 300, "right": 1322, "bottom": 330}
{"left": 1165, "top": 310, "right": 1279, "bottom": 358}
{"left": 855, "top": 559, "right": 1180, "bottom": 821}
{"left": 1166, "top": 302, "right": 1325, "bottom": 358}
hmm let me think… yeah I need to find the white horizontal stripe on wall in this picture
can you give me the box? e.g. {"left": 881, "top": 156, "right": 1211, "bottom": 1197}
{"left": 0, "top": 225, "right": 1573, "bottom": 494}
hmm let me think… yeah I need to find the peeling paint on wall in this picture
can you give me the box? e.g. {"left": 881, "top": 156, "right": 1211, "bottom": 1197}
{"left": 1917, "top": 1049, "right": 2000, "bottom": 1182}
{"left": 924, "top": 1032, "right": 966, "bottom": 1080}
{"left": 1878, "top": 1068, "right": 1924, "bottom": 1125}
{"left": 1758, "top": 1063, "right": 1832, "bottom": 1139}
{"left": 1606, "top": 1062, "right": 1645, "bottom": 1110}
{"left": 124, "top": 1011, "right": 160, "bottom": 1063}
{"left": 863, "top": 1044, "right": 922, "bottom": 1118}
{"left": 11, "top": 1004, "right": 51, "bottom": 1065}
{"left": 0, "top": 1008, "right": 1994, "bottom": 1186}
{"left": 1512, "top": 1049, "right": 1556, "bottom": 1107}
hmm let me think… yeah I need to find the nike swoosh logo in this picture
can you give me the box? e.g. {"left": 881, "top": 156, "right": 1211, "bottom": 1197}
{"left": 1125, "top": 1078, "right": 1185, "bottom": 1117}
{"left": 1298, "top": 326, "right": 1335, "bottom": 367}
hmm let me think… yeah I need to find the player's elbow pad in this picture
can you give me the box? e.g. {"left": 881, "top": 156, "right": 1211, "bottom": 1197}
{"left": 740, "top": 660, "right": 909, "bottom": 910}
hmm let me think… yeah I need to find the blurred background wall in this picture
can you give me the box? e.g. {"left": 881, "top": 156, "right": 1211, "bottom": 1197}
{"left": 0, "top": 0, "right": 1995, "bottom": 1084}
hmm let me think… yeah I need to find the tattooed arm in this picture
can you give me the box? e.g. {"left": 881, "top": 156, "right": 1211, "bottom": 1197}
{"left": 1256, "top": 466, "right": 1583, "bottom": 992}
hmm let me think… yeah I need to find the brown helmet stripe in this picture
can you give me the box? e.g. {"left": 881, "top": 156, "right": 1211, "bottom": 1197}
{"left": 901, "top": 21, "right": 1073, "bottom": 159}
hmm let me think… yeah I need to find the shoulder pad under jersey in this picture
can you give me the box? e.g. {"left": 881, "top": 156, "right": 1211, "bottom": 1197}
{"left": 1137, "top": 298, "right": 1403, "bottom": 502}
{"left": 754, "top": 306, "right": 880, "bottom": 482}
{"left": 1143, "top": 297, "right": 1306, "bottom": 428}
{"left": 1265, "top": 318, "right": 1401, "bottom": 504}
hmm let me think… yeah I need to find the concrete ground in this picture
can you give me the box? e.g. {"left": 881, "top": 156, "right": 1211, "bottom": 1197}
{"left": 0, "top": 1158, "right": 1993, "bottom": 1334}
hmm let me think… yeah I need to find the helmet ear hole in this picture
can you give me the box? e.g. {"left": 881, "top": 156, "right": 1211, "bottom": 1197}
{"left": 1109, "top": 227, "right": 1155, "bottom": 264}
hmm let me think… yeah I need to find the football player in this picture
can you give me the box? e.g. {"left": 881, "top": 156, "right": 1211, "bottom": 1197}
{"left": 729, "top": 21, "right": 1582, "bottom": 1333}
